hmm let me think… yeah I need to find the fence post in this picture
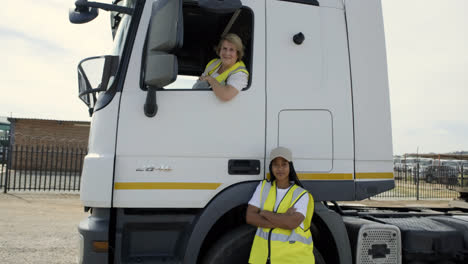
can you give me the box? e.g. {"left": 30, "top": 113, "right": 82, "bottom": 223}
{"left": 462, "top": 164, "right": 464, "bottom": 188}
{"left": 0, "top": 145, "right": 3, "bottom": 192}
{"left": 4, "top": 145, "right": 13, "bottom": 193}
{"left": 416, "top": 163, "right": 420, "bottom": 200}
{"left": 3, "top": 146, "right": 8, "bottom": 193}
{"left": 48, "top": 146, "right": 54, "bottom": 191}
{"left": 38, "top": 145, "right": 44, "bottom": 191}
{"left": 405, "top": 166, "right": 408, "bottom": 182}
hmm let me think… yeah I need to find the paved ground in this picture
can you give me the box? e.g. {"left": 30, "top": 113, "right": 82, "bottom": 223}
{"left": 0, "top": 192, "right": 465, "bottom": 264}
{"left": 0, "top": 192, "right": 85, "bottom": 264}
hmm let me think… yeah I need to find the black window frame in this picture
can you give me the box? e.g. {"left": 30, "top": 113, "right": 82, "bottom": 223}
{"left": 140, "top": 3, "right": 255, "bottom": 92}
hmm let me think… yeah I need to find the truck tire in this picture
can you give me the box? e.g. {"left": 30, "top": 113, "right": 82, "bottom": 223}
{"left": 202, "top": 225, "right": 256, "bottom": 264}
{"left": 202, "top": 225, "right": 327, "bottom": 264}
{"left": 314, "top": 247, "right": 326, "bottom": 264}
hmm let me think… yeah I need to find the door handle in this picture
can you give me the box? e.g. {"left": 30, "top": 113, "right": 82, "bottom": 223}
{"left": 228, "top": 159, "right": 261, "bottom": 175}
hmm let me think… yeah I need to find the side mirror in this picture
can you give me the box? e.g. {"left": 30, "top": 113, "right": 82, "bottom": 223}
{"left": 146, "top": 0, "right": 183, "bottom": 52}
{"left": 69, "top": 0, "right": 99, "bottom": 24}
{"left": 144, "top": 0, "right": 183, "bottom": 85}
{"left": 69, "top": 6, "right": 99, "bottom": 24}
{"left": 142, "top": 0, "right": 183, "bottom": 117}
{"left": 143, "top": 54, "right": 177, "bottom": 117}
{"left": 77, "top": 55, "right": 119, "bottom": 116}
{"left": 69, "top": 0, "right": 133, "bottom": 25}
{"left": 144, "top": 54, "right": 177, "bottom": 88}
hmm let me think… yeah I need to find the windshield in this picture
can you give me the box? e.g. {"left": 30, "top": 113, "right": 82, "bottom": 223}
{"left": 420, "top": 160, "right": 432, "bottom": 166}
{"left": 443, "top": 161, "right": 458, "bottom": 167}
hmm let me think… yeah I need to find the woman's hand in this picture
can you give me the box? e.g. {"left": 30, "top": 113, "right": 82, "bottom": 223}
{"left": 259, "top": 208, "right": 304, "bottom": 230}
{"left": 286, "top": 207, "right": 297, "bottom": 215}
{"left": 200, "top": 75, "right": 215, "bottom": 84}
{"left": 246, "top": 205, "right": 276, "bottom": 228}
{"left": 260, "top": 208, "right": 296, "bottom": 217}
{"left": 200, "top": 75, "right": 239, "bottom": 102}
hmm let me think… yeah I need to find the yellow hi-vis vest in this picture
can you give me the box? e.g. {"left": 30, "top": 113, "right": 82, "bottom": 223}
{"left": 204, "top": 58, "right": 249, "bottom": 85}
{"left": 249, "top": 180, "right": 315, "bottom": 264}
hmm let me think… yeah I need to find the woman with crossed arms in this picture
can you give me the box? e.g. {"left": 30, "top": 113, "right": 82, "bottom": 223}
{"left": 246, "top": 147, "right": 315, "bottom": 264}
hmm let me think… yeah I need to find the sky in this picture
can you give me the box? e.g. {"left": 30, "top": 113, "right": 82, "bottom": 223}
{"left": 1, "top": 0, "right": 467, "bottom": 155}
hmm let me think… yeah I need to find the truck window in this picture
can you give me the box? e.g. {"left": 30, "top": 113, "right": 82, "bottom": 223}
{"left": 143, "top": 3, "right": 253, "bottom": 90}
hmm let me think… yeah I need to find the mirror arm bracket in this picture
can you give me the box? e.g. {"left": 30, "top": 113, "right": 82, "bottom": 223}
{"left": 75, "top": 0, "right": 134, "bottom": 15}
{"left": 144, "top": 86, "right": 158, "bottom": 117}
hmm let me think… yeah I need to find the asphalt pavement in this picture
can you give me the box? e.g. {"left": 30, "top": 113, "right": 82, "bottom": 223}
{"left": 0, "top": 192, "right": 465, "bottom": 264}
{"left": 0, "top": 192, "right": 85, "bottom": 264}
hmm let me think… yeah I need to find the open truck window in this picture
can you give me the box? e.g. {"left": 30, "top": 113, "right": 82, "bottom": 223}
{"left": 142, "top": 3, "right": 253, "bottom": 90}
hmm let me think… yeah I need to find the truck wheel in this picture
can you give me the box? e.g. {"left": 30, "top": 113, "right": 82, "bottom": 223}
{"left": 314, "top": 247, "right": 326, "bottom": 264}
{"left": 202, "top": 225, "right": 256, "bottom": 264}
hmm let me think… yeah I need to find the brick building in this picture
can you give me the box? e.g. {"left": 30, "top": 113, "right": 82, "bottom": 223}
{"left": 6, "top": 117, "right": 90, "bottom": 170}
{"left": 8, "top": 117, "right": 90, "bottom": 148}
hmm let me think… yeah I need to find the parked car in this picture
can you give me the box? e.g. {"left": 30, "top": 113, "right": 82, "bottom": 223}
{"left": 393, "top": 157, "right": 401, "bottom": 171}
{"left": 0, "top": 145, "right": 9, "bottom": 164}
{"left": 413, "top": 159, "right": 433, "bottom": 178}
{"left": 460, "top": 161, "right": 468, "bottom": 175}
{"left": 423, "top": 165, "right": 458, "bottom": 185}
{"left": 394, "top": 158, "right": 417, "bottom": 172}
{"left": 442, "top": 160, "right": 460, "bottom": 170}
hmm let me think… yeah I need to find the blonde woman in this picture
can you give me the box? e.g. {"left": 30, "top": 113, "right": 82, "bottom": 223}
{"left": 197, "top": 33, "right": 249, "bottom": 101}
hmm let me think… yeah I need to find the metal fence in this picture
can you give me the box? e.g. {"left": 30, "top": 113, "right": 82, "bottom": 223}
{"left": 374, "top": 165, "right": 464, "bottom": 200}
{"left": 1, "top": 146, "right": 464, "bottom": 199}
{"left": 0, "top": 145, "right": 86, "bottom": 192}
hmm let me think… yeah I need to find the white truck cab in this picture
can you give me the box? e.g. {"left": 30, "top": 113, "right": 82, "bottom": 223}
{"left": 70, "top": 1, "right": 458, "bottom": 263}
{"left": 76, "top": 0, "right": 393, "bottom": 207}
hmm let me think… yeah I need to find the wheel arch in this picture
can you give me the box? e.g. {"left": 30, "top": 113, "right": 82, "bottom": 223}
{"left": 313, "top": 202, "right": 353, "bottom": 264}
{"left": 182, "top": 180, "right": 260, "bottom": 264}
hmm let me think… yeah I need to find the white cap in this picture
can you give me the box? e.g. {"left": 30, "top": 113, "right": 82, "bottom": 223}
{"left": 270, "top": 146, "right": 292, "bottom": 163}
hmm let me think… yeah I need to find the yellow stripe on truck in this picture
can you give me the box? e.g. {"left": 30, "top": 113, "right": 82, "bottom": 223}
{"left": 115, "top": 172, "right": 394, "bottom": 190}
{"left": 298, "top": 173, "right": 353, "bottom": 180}
{"left": 114, "top": 182, "right": 222, "bottom": 190}
{"left": 355, "top": 172, "right": 394, "bottom": 179}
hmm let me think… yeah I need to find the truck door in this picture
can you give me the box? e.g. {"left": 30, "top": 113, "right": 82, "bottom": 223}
{"left": 112, "top": 0, "right": 266, "bottom": 208}
{"left": 266, "top": 0, "right": 356, "bottom": 200}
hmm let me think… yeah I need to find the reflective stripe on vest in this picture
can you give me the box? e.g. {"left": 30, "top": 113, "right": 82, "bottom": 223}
{"left": 260, "top": 180, "right": 271, "bottom": 210}
{"left": 291, "top": 186, "right": 306, "bottom": 205}
{"left": 204, "top": 59, "right": 249, "bottom": 85}
{"left": 255, "top": 228, "right": 313, "bottom": 245}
